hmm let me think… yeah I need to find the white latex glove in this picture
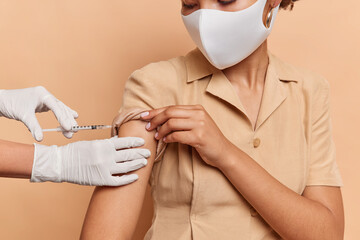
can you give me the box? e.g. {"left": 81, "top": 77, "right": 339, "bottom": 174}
{"left": 31, "top": 136, "right": 150, "bottom": 186}
{"left": 0, "top": 86, "right": 78, "bottom": 141}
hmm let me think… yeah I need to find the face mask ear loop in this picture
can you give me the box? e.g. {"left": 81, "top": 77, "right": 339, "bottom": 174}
{"left": 265, "top": 8, "right": 274, "bottom": 29}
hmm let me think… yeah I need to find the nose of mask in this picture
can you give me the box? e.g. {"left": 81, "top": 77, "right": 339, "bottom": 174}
{"left": 182, "top": 0, "right": 279, "bottom": 70}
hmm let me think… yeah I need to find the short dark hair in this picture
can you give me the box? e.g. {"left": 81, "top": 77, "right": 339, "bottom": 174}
{"left": 280, "top": 0, "right": 299, "bottom": 10}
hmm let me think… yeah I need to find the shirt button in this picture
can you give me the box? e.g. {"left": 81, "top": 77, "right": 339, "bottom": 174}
{"left": 253, "top": 138, "right": 261, "bottom": 148}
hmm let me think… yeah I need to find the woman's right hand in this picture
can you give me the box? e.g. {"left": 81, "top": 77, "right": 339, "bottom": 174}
{"left": 0, "top": 86, "right": 78, "bottom": 141}
{"left": 141, "top": 104, "right": 234, "bottom": 170}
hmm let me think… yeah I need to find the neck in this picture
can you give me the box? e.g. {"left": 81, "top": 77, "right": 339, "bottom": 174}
{"left": 222, "top": 41, "right": 269, "bottom": 89}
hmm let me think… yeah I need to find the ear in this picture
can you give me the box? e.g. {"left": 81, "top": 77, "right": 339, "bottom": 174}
{"left": 272, "top": 0, "right": 282, "bottom": 8}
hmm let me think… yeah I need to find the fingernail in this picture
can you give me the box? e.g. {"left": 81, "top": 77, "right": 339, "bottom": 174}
{"left": 163, "top": 137, "right": 166, "bottom": 142}
{"left": 146, "top": 122, "right": 151, "bottom": 130}
{"left": 155, "top": 132, "right": 158, "bottom": 139}
{"left": 143, "top": 159, "right": 148, "bottom": 166}
{"left": 140, "top": 112, "right": 149, "bottom": 118}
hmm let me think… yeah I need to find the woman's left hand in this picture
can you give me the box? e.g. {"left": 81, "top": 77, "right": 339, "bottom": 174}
{"left": 140, "top": 104, "right": 233, "bottom": 169}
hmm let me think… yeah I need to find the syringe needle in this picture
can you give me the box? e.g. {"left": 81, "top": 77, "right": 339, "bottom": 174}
{"left": 42, "top": 125, "right": 112, "bottom": 132}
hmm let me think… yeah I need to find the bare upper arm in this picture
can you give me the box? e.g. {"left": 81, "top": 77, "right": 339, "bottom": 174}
{"left": 80, "top": 120, "right": 157, "bottom": 240}
{"left": 303, "top": 186, "right": 344, "bottom": 239}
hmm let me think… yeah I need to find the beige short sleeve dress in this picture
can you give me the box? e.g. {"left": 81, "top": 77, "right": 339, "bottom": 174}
{"left": 112, "top": 49, "right": 343, "bottom": 240}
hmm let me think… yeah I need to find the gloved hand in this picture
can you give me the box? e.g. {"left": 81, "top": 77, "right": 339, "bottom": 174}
{"left": 0, "top": 86, "right": 78, "bottom": 141}
{"left": 31, "top": 136, "right": 150, "bottom": 186}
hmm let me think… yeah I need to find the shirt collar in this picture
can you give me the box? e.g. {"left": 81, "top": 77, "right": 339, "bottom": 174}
{"left": 184, "top": 48, "right": 302, "bottom": 83}
{"left": 184, "top": 48, "right": 218, "bottom": 83}
{"left": 184, "top": 48, "right": 301, "bottom": 131}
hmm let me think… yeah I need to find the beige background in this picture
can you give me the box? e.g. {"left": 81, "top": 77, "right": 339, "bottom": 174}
{"left": 0, "top": 0, "right": 358, "bottom": 239}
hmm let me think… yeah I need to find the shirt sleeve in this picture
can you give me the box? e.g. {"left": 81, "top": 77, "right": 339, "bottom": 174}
{"left": 306, "top": 79, "right": 343, "bottom": 186}
{"left": 111, "top": 62, "right": 179, "bottom": 162}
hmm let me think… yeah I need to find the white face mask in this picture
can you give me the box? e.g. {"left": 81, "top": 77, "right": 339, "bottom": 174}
{"left": 182, "top": 0, "right": 279, "bottom": 70}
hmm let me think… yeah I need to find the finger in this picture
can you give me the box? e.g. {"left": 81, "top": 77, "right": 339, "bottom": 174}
{"left": 62, "top": 115, "right": 78, "bottom": 138}
{"left": 140, "top": 105, "right": 203, "bottom": 120}
{"left": 115, "top": 148, "right": 151, "bottom": 162}
{"left": 139, "top": 107, "right": 168, "bottom": 120}
{"left": 155, "top": 118, "right": 195, "bottom": 140}
{"left": 23, "top": 114, "right": 44, "bottom": 142}
{"left": 44, "top": 97, "right": 72, "bottom": 131}
{"left": 147, "top": 108, "right": 197, "bottom": 132}
{"left": 59, "top": 101, "right": 78, "bottom": 132}
{"left": 62, "top": 109, "right": 78, "bottom": 139}
{"left": 163, "top": 131, "right": 195, "bottom": 146}
{"left": 62, "top": 131, "right": 74, "bottom": 139}
{"left": 65, "top": 105, "right": 79, "bottom": 119}
{"left": 109, "top": 174, "right": 139, "bottom": 186}
{"left": 110, "top": 136, "right": 145, "bottom": 149}
{"left": 110, "top": 158, "right": 148, "bottom": 174}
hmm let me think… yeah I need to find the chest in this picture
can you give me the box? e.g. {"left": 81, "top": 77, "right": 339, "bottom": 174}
{"left": 152, "top": 90, "right": 309, "bottom": 218}
{"left": 205, "top": 91, "right": 308, "bottom": 193}
{"left": 183, "top": 78, "right": 308, "bottom": 192}
{"left": 151, "top": 78, "right": 310, "bottom": 226}
{"left": 232, "top": 85, "right": 264, "bottom": 131}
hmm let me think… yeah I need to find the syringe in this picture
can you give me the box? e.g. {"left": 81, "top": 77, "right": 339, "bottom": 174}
{"left": 42, "top": 125, "right": 112, "bottom": 132}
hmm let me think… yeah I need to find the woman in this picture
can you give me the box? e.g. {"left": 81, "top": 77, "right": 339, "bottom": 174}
{"left": 81, "top": 0, "right": 344, "bottom": 239}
